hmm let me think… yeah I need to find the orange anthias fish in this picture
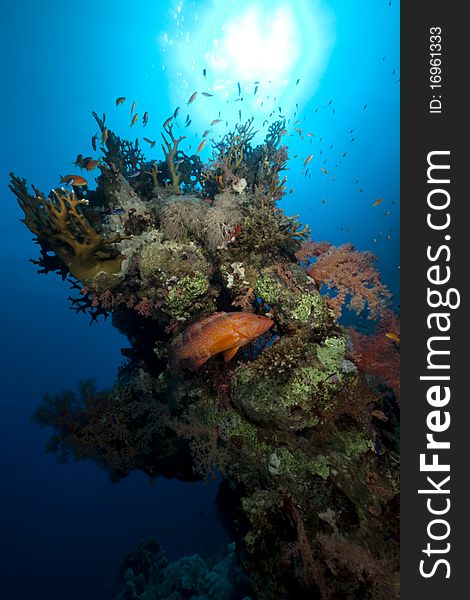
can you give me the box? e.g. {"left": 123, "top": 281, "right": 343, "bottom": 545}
{"left": 385, "top": 332, "right": 400, "bottom": 343}
{"left": 169, "top": 311, "right": 274, "bottom": 371}
{"left": 197, "top": 139, "right": 207, "bottom": 154}
{"left": 372, "top": 198, "right": 383, "bottom": 207}
{"left": 60, "top": 175, "right": 88, "bottom": 187}
{"left": 303, "top": 154, "right": 314, "bottom": 167}
{"left": 84, "top": 159, "right": 101, "bottom": 171}
{"left": 115, "top": 96, "right": 126, "bottom": 106}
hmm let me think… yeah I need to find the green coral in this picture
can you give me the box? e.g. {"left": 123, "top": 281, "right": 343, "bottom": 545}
{"left": 316, "top": 336, "right": 347, "bottom": 371}
{"left": 255, "top": 267, "right": 332, "bottom": 328}
{"left": 291, "top": 292, "right": 327, "bottom": 323}
{"left": 308, "top": 455, "right": 331, "bottom": 479}
{"left": 341, "top": 430, "right": 375, "bottom": 459}
{"left": 139, "top": 236, "right": 209, "bottom": 280}
{"left": 166, "top": 272, "right": 212, "bottom": 320}
{"left": 232, "top": 361, "right": 344, "bottom": 430}
{"left": 138, "top": 236, "right": 215, "bottom": 320}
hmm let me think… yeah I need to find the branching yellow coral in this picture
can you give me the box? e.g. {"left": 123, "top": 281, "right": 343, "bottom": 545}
{"left": 161, "top": 123, "right": 186, "bottom": 192}
{"left": 9, "top": 173, "right": 127, "bottom": 283}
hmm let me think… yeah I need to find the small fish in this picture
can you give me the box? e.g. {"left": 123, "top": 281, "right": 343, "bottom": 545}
{"left": 130, "top": 100, "right": 136, "bottom": 115}
{"left": 168, "top": 311, "right": 274, "bottom": 371}
{"left": 372, "top": 199, "right": 383, "bottom": 207}
{"left": 185, "top": 119, "right": 192, "bottom": 127}
{"left": 384, "top": 210, "right": 391, "bottom": 216}
{"left": 202, "top": 92, "right": 213, "bottom": 97}
{"left": 101, "top": 128, "right": 108, "bottom": 145}
{"left": 238, "top": 109, "right": 241, "bottom": 121}
{"left": 363, "top": 104, "right": 367, "bottom": 110}
{"left": 143, "top": 137, "right": 156, "bottom": 148}
{"left": 60, "top": 175, "right": 88, "bottom": 187}
{"left": 295, "top": 78, "right": 300, "bottom": 85}
{"left": 385, "top": 332, "right": 400, "bottom": 343}
{"left": 142, "top": 112, "right": 149, "bottom": 126}
{"left": 321, "top": 167, "right": 328, "bottom": 174}
{"left": 130, "top": 114, "right": 138, "bottom": 127}
{"left": 210, "top": 119, "right": 222, "bottom": 126}
{"left": 112, "top": 207, "right": 126, "bottom": 215}
{"left": 84, "top": 159, "right": 101, "bottom": 171}
{"left": 73, "top": 154, "right": 84, "bottom": 167}
{"left": 254, "top": 85, "right": 258, "bottom": 95}
{"left": 127, "top": 170, "right": 141, "bottom": 178}
{"left": 306, "top": 133, "right": 314, "bottom": 137}
{"left": 203, "top": 68, "right": 207, "bottom": 78}
{"left": 197, "top": 139, "right": 207, "bottom": 154}
{"left": 115, "top": 96, "right": 126, "bottom": 106}
{"left": 202, "top": 129, "right": 211, "bottom": 138}
{"left": 91, "top": 134, "right": 99, "bottom": 151}
{"left": 173, "top": 158, "right": 185, "bottom": 164}
{"left": 303, "top": 154, "right": 314, "bottom": 167}
{"left": 188, "top": 91, "right": 198, "bottom": 105}
{"left": 237, "top": 81, "right": 241, "bottom": 96}
{"left": 102, "top": 113, "right": 106, "bottom": 124}
{"left": 163, "top": 115, "right": 174, "bottom": 128}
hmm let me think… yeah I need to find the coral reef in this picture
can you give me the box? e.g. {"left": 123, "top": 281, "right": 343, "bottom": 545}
{"left": 116, "top": 539, "right": 253, "bottom": 600}
{"left": 13, "top": 110, "right": 400, "bottom": 599}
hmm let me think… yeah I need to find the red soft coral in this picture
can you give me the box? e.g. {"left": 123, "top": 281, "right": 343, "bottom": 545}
{"left": 307, "top": 243, "right": 391, "bottom": 319}
{"left": 350, "top": 311, "right": 400, "bottom": 401}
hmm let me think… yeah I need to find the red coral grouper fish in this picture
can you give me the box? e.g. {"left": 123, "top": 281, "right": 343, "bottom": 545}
{"left": 169, "top": 311, "right": 274, "bottom": 371}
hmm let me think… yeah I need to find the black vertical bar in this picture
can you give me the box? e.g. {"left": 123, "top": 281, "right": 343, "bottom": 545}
{"left": 401, "top": 3, "right": 467, "bottom": 597}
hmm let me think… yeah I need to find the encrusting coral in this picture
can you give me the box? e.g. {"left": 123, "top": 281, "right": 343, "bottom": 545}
{"left": 13, "top": 107, "right": 400, "bottom": 600}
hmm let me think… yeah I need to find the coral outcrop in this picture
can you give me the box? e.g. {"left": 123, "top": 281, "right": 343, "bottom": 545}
{"left": 14, "top": 110, "right": 400, "bottom": 599}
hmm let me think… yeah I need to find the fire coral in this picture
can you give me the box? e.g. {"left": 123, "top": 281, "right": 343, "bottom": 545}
{"left": 9, "top": 173, "right": 127, "bottom": 284}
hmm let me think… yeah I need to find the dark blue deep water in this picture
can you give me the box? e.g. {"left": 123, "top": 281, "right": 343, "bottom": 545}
{"left": 0, "top": 1, "right": 399, "bottom": 598}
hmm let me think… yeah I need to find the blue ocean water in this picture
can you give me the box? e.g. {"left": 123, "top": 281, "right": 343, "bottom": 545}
{"left": 0, "top": 1, "right": 399, "bottom": 598}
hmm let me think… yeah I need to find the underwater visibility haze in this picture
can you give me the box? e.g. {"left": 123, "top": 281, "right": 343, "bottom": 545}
{"left": 1, "top": 0, "right": 399, "bottom": 598}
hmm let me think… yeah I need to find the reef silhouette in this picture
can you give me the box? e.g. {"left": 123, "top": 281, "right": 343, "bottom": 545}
{"left": 10, "top": 108, "right": 400, "bottom": 599}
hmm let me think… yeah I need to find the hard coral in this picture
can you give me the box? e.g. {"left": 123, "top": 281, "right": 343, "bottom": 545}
{"left": 9, "top": 173, "right": 127, "bottom": 284}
